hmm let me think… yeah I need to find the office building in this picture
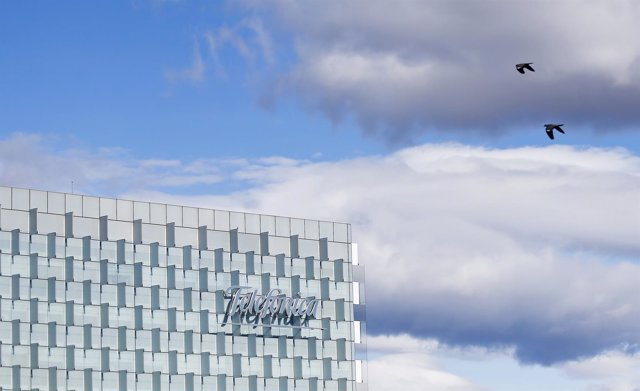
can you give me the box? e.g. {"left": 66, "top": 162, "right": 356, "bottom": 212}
{"left": 0, "top": 185, "right": 366, "bottom": 390}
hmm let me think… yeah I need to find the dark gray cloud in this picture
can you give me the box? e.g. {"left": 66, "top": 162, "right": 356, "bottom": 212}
{"left": 197, "top": 142, "right": 640, "bottom": 366}
{"left": 247, "top": 0, "right": 640, "bottom": 142}
{"left": 368, "top": 288, "right": 640, "bottom": 365}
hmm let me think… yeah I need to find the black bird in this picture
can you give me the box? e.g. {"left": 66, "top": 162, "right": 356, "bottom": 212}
{"left": 544, "top": 124, "right": 565, "bottom": 140}
{"left": 516, "top": 63, "right": 535, "bottom": 74}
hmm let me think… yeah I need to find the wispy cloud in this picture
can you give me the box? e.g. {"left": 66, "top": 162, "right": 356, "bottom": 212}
{"left": 0, "top": 133, "right": 223, "bottom": 194}
{"left": 202, "top": 18, "right": 276, "bottom": 79}
{"left": 243, "top": 17, "right": 275, "bottom": 65}
{"left": 164, "top": 42, "right": 206, "bottom": 84}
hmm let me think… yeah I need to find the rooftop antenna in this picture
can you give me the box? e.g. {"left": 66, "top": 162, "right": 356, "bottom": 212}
{"left": 71, "top": 181, "right": 74, "bottom": 194}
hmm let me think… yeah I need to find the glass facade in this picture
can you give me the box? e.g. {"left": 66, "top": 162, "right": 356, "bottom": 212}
{"left": 0, "top": 186, "right": 366, "bottom": 391}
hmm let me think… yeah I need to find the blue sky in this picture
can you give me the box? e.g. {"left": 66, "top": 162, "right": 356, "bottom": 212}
{"left": 2, "top": 1, "right": 640, "bottom": 390}
{"left": 3, "top": 1, "right": 639, "bottom": 167}
{"left": 1, "top": 1, "right": 382, "bottom": 164}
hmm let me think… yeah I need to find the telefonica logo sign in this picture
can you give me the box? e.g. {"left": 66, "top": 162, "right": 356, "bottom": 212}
{"left": 223, "top": 286, "right": 321, "bottom": 329}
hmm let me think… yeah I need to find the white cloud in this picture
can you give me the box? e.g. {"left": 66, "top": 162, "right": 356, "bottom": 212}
{"left": 110, "top": 141, "right": 640, "bottom": 365}
{"left": 561, "top": 350, "right": 640, "bottom": 380}
{"left": 367, "top": 335, "right": 640, "bottom": 391}
{"left": 2, "top": 133, "right": 640, "bottom": 368}
{"left": 198, "top": 142, "right": 640, "bottom": 364}
{"left": 367, "top": 334, "right": 509, "bottom": 360}
{"left": 368, "top": 353, "right": 481, "bottom": 391}
{"left": 559, "top": 352, "right": 640, "bottom": 391}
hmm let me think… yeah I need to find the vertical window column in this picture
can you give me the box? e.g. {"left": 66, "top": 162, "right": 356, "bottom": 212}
{"left": 117, "top": 326, "right": 127, "bottom": 351}
{"left": 290, "top": 235, "right": 299, "bottom": 259}
{"left": 134, "top": 305, "right": 143, "bottom": 330}
{"left": 216, "top": 332, "right": 225, "bottom": 355}
{"left": 334, "top": 260, "right": 344, "bottom": 282}
{"left": 184, "top": 288, "right": 192, "bottom": 312}
{"left": 229, "top": 229, "right": 239, "bottom": 254}
{"left": 305, "top": 257, "right": 315, "bottom": 280}
{"left": 11, "top": 274, "right": 19, "bottom": 300}
{"left": 184, "top": 330, "right": 193, "bottom": 354}
{"left": 151, "top": 328, "right": 160, "bottom": 353}
{"left": 100, "top": 303, "right": 109, "bottom": 328}
{"left": 83, "top": 280, "right": 92, "bottom": 305}
{"left": 65, "top": 257, "right": 74, "bottom": 282}
{"left": 47, "top": 232, "right": 56, "bottom": 258}
{"left": 135, "top": 349, "right": 144, "bottom": 374}
{"left": 84, "top": 368, "right": 93, "bottom": 391}
{"left": 232, "top": 353, "right": 242, "bottom": 377}
{"left": 260, "top": 232, "right": 269, "bottom": 256}
{"left": 48, "top": 322, "right": 57, "bottom": 347}
{"left": 198, "top": 226, "right": 208, "bottom": 250}
{"left": 134, "top": 263, "right": 142, "bottom": 287}
{"left": 29, "top": 253, "right": 38, "bottom": 279}
{"left": 30, "top": 343, "right": 39, "bottom": 369}
{"left": 11, "top": 319, "right": 20, "bottom": 346}
{"left": 183, "top": 245, "right": 192, "bottom": 270}
{"left": 214, "top": 249, "right": 224, "bottom": 272}
{"left": 319, "top": 238, "right": 329, "bottom": 262}
{"left": 65, "top": 301, "right": 74, "bottom": 326}
{"left": 199, "top": 268, "right": 209, "bottom": 292}
{"left": 117, "top": 283, "right": 126, "bottom": 308}
{"left": 83, "top": 324, "right": 92, "bottom": 349}
{"left": 64, "top": 212, "right": 73, "bottom": 238}
{"left": 101, "top": 347, "right": 109, "bottom": 372}
{"left": 66, "top": 345, "right": 75, "bottom": 370}
{"left": 29, "top": 298, "right": 38, "bottom": 324}
{"left": 82, "top": 236, "right": 91, "bottom": 261}
{"left": 99, "top": 216, "right": 108, "bottom": 241}
{"left": 275, "top": 254, "right": 285, "bottom": 277}
{"left": 245, "top": 252, "right": 255, "bottom": 275}
{"left": 48, "top": 366, "right": 57, "bottom": 391}
{"left": 322, "top": 358, "right": 332, "bottom": 381}
{"left": 263, "top": 355, "right": 273, "bottom": 379}
{"left": 166, "top": 223, "right": 175, "bottom": 248}
{"left": 151, "top": 286, "right": 160, "bottom": 310}
{"left": 201, "top": 352, "right": 210, "bottom": 376}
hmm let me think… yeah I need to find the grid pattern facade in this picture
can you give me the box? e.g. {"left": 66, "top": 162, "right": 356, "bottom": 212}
{"left": 0, "top": 186, "right": 365, "bottom": 391}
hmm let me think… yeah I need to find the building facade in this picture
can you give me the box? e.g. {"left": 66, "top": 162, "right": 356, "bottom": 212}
{"left": 0, "top": 186, "right": 366, "bottom": 391}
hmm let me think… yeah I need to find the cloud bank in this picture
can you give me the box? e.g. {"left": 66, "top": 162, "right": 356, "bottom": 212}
{"left": 1, "top": 134, "right": 639, "bottom": 367}
{"left": 217, "top": 143, "right": 640, "bottom": 365}
{"left": 242, "top": 0, "right": 640, "bottom": 142}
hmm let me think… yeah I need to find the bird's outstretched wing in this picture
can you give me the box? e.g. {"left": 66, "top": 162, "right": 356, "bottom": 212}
{"left": 524, "top": 63, "right": 535, "bottom": 72}
{"left": 517, "top": 67, "right": 525, "bottom": 74}
{"left": 546, "top": 129, "right": 554, "bottom": 139}
{"left": 554, "top": 125, "right": 565, "bottom": 134}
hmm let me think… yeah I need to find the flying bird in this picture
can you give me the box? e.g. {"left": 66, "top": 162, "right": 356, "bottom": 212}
{"left": 516, "top": 63, "right": 535, "bottom": 74}
{"left": 544, "top": 124, "right": 565, "bottom": 140}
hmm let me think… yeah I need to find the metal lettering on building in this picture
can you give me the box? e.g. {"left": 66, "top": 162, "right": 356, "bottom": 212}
{"left": 224, "top": 286, "right": 320, "bottom": 323}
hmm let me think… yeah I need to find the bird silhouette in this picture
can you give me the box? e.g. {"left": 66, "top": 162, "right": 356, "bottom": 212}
{"left": 544, "top": 124, "right": 565, "bottom": 140}
{"left": 516, "top": 63, "right": 535, "bottom": 74}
